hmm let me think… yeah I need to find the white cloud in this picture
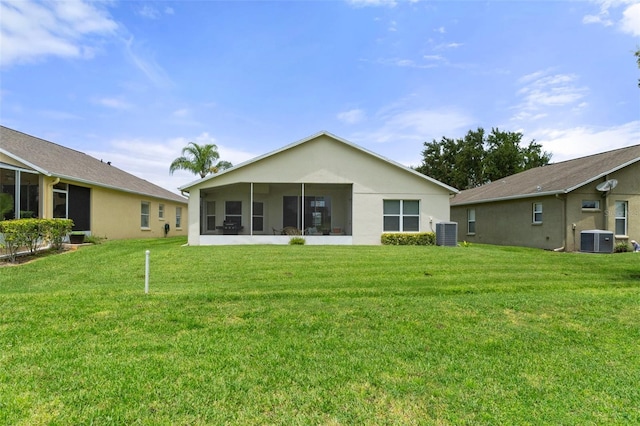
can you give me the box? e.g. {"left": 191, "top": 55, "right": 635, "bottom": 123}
{"left": 434, "top": 42, "right": 463, "bottom": 50}
{"left": 165, "top": 7, "right": 175, "bottom": 15}
{"left": 352, "top": 105, "right": 475, "bottom": 146}
{"left": 137, "top": 5, "right": 160, "bottom": 20}
{"left": 583, "top": 0, "right": 640, "bottom": 35}
{"left": 88, "top": 133, "right": 256, "bottom": 194}
{"left": 123, "top": 36, "right": 173, "bottom": 88}
{"left": 0, "top": 0, "right": 117, "bottom": 67}
{"left": 512, "top": 71, "right": 588, "bottom": 122}
{"left": 337, "top": 109, "right": 366, "bottom": 124}
{"left": 621, "top": 3, "right": 640, "bottom": 35}
{"left": 532, "top": 121, "right": 640, "bottom": 162}
{"left": 95, "top": 97, "right": 133, "bottom": 110}
{"left": 172, "top": 108, "right": 191, "bottom": 118}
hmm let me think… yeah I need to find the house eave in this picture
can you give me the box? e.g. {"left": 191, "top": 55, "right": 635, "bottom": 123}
{"left": 451, "top": 190, "right": 565, "bottom": 206}
{"left": 51, "top": 173, "right": 188, "bottom": 204}
{"left": 0, "top": 148, "right": 52, "bottom": 176}
{"left": 564, "top": 156, "right": 640, "bottom": 193}
{"left": 178, "top": 131, "right": 460, "bottom": 194}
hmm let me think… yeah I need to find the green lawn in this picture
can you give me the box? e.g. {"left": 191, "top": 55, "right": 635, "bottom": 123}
{"left": 1, "top": 237, "right": 639, "bottom": 425}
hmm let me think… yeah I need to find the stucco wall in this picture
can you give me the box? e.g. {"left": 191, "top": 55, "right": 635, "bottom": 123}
{"left": 91, "top": 186, "right": 187, "bottom": 240}
{"left": 566, "top": 165, "right": 640, "bottom": 249}
{"left": 451, "top": 162, "right": 640, "bottom": 251}
{"left": 451, "top": 195, "right": 565, "bottom": 250}
{"left": 186, "top": 135, "right": 453, "bottom": 245}
{"left": 37, "top": 176, "right": 187, "bottom": 240}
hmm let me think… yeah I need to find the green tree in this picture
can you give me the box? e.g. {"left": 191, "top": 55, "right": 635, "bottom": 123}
{"left": 169, "top": 142, "right": 232, "bottom": 178}
{"left": 415, "top": 127, "right": 551, "bottom": 190}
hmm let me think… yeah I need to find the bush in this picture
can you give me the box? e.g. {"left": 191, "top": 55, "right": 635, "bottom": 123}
{"left": 44, "top": 219, "right": 74, "bottom": 251}
{"left": 289, "top": 236, "right": 306, "bottom": 245}
{"left": 0, "top": 218, "right": 74, "bottom": 262}
{"left": 381, "top": 232, "right": 436, "bottom": 246}
{"left": 614, "top": 242, "right": 630, "bottom": 253}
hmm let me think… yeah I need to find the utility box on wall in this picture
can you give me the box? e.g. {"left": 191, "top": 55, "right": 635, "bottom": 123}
{"left": 580, "top": 230, "right": 614, "bottom": 253}
{"left": 436, "top": 222, "right": 458, "bottom": 247}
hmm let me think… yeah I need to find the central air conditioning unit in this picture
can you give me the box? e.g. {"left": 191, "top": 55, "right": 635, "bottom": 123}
{"left": 436, "top": 222, "right": 458, "bottom": 247}
{"left": 580, "top": 230, "right": 614, "bottom": 253}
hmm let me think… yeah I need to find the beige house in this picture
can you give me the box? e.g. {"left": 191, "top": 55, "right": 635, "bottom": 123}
{"left": 180, "top": 131, "right": 458, "bottom": 245}
{"left": 450, "top": 144, "right": 640, "bottom": 251}
{"left": 1, "top": 126, "right": 188, "bottom": 240}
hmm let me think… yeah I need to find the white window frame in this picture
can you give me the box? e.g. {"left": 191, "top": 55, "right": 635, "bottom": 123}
{"left": 53, "top": 182, "right": 69, "bottom": 219}
{"left": 176, "top": 207, "right": 182, "bottom": 229}
{"left": 204, "top": 201, "right": 216, "bottom": 233}
{"left": 225, "top": 201, "right": 242, "bottom": 225}
{"left": 615, "top": 201, "right": 628, "bottom": 236}
{"left": 467, "top": 208, "right": 476, "bottom": 235}
{"left": 141, "top": 201, "right": 150, "bottom": 229}
{"left": 532, "top": 202, "right": 543, "bottom": 224}
{"left": 383, "top": 200, "right": 420, "bottom": 232}
{"left": 158, "top": 203, "right": 165, "bottom": 220}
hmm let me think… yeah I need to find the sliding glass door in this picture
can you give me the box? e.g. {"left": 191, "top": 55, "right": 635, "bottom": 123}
{"left": 283, "top": 196, "right": 331, "bottom": 232}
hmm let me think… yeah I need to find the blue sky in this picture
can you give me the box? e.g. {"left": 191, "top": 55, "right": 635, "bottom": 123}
{"left": 1, "top": 0, "right": 639, "bottom": 194}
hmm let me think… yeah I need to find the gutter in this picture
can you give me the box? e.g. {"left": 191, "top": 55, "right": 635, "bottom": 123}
{"left": 450, "top": 189, "right": 565, "bottom": 206}
{"left": 51, "top": 173, "right": 188, "bottom": 204}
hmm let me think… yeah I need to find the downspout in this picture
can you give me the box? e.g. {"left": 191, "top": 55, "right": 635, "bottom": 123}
{"left": 601, "top": 175, "right": 609, "bottom": 231}
{"left": 555, "top": 193, "right": 566, "bottom": 252}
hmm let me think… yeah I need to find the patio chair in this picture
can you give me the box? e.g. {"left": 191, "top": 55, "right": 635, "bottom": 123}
{"left": 282, "top": 226, "right": 301, "bottom": 236}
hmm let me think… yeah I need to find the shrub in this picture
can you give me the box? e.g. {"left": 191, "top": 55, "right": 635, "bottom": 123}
{"left": 289, "top": 236, "right": 306, "bottom": 245}
{"left": 44, "top": 219, "right": 74, "bottom": 251}
{"left": 381, "top": 232, "right": 436, "bottom": 246}
{"left": 0, "top": 218, "right": 74, "bottom": 262}
{"left": 614, "top": 242, "right": 629, "bottom": 253}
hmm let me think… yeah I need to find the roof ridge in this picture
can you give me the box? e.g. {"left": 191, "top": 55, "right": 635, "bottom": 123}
{"left": 548, "top": 143, "right": 640, "bottom": 166}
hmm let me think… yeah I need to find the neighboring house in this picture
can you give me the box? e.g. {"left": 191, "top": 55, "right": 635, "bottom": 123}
{"left": 179, "top": 131, "right": 458, "bottom": 245}
{"left": 450, "top": 144, "right": 640, "bottom": 251}
{"left": 0, "top": 126, "right": 188, "bottom": 240}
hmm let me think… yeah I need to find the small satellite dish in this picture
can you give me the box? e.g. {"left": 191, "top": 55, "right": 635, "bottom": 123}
{"left": 596, "top": 179, "right": 618, "bottom": 192}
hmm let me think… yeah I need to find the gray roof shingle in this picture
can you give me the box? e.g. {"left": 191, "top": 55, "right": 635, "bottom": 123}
{"left": 451, "top": 144, "right": 640, "bottom": 205}
{"left": 1, "top": 126, "right": 187, "bottom": 204}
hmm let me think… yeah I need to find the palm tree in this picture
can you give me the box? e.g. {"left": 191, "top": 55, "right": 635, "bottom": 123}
{"left": 169, "top": 142, "right": 232, "bottom": 178}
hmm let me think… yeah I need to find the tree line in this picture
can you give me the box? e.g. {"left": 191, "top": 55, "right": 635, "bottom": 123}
{"left": 415, "top": 127, "right": 552, "bottom": 190}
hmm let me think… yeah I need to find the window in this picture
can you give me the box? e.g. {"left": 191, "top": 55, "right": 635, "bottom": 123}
{"left": 615, "top": 201, "right": 628, "bottom": 236}
{"left": 582, "top": 200, "right": 600, "bottom": 210}
{"left": 383, "top": 200, "right": 419, "bottom": 232}
{"left": 176, "top": 207, "right": 182, "bottom": 228}
{"left": 159, "top": 203, "right": 165, "bottom": 219}
{"left": 53, "top": 182, "right": 68, "bottom": 219}
{"left": 467, "top": 208, "right": 476, "bottom": 234}
{"left": 532, "top": 203, "right": 543, "bottom": 224}
{"left": 225, "top": 201, "right": 242, "bottom": 225}
{"left": 141, "top": 201, "right": 150, "bottom": 228}
{"left": 252, "top": 202, "right": 264, "bottom": 232}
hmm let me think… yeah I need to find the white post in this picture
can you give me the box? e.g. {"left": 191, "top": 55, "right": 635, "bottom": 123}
{"left": 144, "top": 250, "right": 150, "bottom": 294}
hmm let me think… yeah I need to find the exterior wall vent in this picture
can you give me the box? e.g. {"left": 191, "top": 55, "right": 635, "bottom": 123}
{"left": 580, "top": 230, "right": 614, "bottom": 253}
{"left": 436, "top": 222, "right": 458, "bottom": 247}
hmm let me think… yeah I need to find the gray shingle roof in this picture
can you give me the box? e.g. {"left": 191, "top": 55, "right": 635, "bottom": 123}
{"left": 451, "top": 144, "right": 640, "bottom": 206}
{"left": 0, "top": 126, "right": 187, "bottom": 204}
